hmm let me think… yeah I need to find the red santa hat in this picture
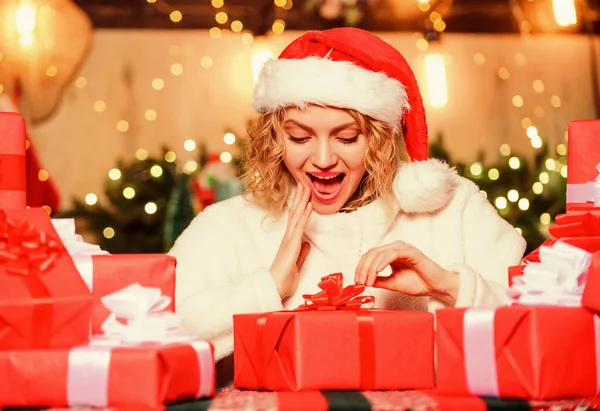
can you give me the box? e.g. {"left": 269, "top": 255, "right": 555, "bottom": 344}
{"left": 252, "top": 27, "right": 428, "bottom": 162}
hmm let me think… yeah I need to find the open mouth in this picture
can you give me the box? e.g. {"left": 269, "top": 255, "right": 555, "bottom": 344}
{"left": 306, "top": 172, "right": 346, "bottom": 203}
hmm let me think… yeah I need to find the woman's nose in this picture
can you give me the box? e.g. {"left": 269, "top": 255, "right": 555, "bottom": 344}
{"left": 311, "top": 140, "right": 338, "bottom": 168}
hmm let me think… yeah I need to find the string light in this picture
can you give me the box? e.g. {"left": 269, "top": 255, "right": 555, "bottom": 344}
{"left": 553, "top": 0, "right": 577, "bottom": 27}
{"left": 117, "top": 120, "right": 129, "bottom": 132}
{"left": 498, "top": 67, "right": 510, "bottom": 80}
{"left": 469, "top": 162, "right": 483, "bottom": 176}
{"left": 94, "top": 101, "right": 106, "bottom": 113}
{"left": 512, "top": 95, "right": 524, "bottom": 107}
{"left": 488, "top": 168, "right": 499, "bottom": 180}
{"left": 152, "top": 78, "right": 165, "bottom": 90}
{"left": 499, "top": 144, "right": 511, "bottom": 156}
{"left": 220, "top": 152, "right": 232, "bottom": 163}
{"left": 272, "top": 19, "right": 285, "bottom": 34}
{"left": 108, "top": 168, "right": 122, "bottom": 180}
{"left": 184, "top": 139, "right": 196, "bottom": 151}
{"left": 495, "top": 197, "right": 508, "bottom": 210}
{"left": 518, "top": 198, "right": 530, "bottom": 210}
{"left": 473, "top": 53, "right": 485, "bottom": 65}
{"left": 274, "top": 0, "right": 286, "bottom": 6}
{"left": 521, "top": 118, "right": 532, "bottom": 129}
{"left": 170, "top": 63, "right": 183, "bottom": 75}
{"left": 38, "top": 169, "right": 49, "bottom": 181}
{"left": 507, "top": 190, "right": 519, "bottom": 202}
{"left": 531, "top": 136, "right": 542, "bottom": 148}
{"left": 209, "top": 27, "right": 222, "bottom": 38}
{"left": 508, "top": 157, "right": 521, "bottom": 169}
{"left": 211, "top": 0, "right": 224, "bottom": 7}
{"left": 123, "top": 187, "right": 136, "bottom": 199}
{"left": 282, "top": 0, "right": 293, "bottom": 10}
{"left": 561, "top": 165, "right": 568, "bottom": 178}
{"left": 526, "top": 125, "right": 538, "bottom": 138}
{"left": 170, "top": 10, "right": 183, "bottom": 23}
{"left": 150, "top": 165, "right": 163, "bottom": 177}
{"left": 145, "top": 202, "right": 158, "bottom": 214}
{"left": 241, "top": 33, "right": 254, "bottom": 45}
{"left": 75, "top": 77, "right": 87, "bottom": 88}
{"left": 416, "top": 38, "right": 429, "bottom": 51}
{"left": 480, "top": 190, "right": 487, "bottom": 198}
{"left": 165, "top": 151, "right": 177, "bottom": 162}
{"left": 85, "top": 193, "right": 98, "bottom": 205}
{"left": 215, "top": 12, "right": 228, "bottom": 24}
{"left": 550, "top": 95, "right": 562, "bottom": 108}
{"left": 532, "top": 182, "right": 544, "bottom": 194}
{"left": 145, "top": 109, "right": 157, "bottom": 121}
{"left": 533, "top": 80, "right": 545, "bottom": 92}
{"left": 103, "top": 227, "right": 115, "bottom": 239}
{"left": 514, "top": 53, "right": 527, "bottom": 65}
{"left": 418, "top": 1, "right": 430, "bottom": 11}
{"left": 224, "top": 132, "right": 236, "bottom": 145}
{"left": 540, "top": 213, "right": 552, "bottom": 225}
{"left": 136, "top": 149, "right": 149, "bottom": 161}
{"left": 539, "top": 172, "right": 550, "bottom": 184}
{"left": 545, "top": 158, "right": 556, "bottom": 170}
{"left": 184, "top": 160, "right": 198, "bottom": 173}
{"left": 556, "top": 144, "right": 567, "bottom": 155}
{"left": 231, "top": 20, "right": 243, "bottom": 32}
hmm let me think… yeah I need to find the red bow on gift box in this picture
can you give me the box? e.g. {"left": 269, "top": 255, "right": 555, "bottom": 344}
{"left": 295, "top": 272, "right": 375, "bottom": 311}
{"left": 0, "top": 209, "right": 62, "bottom": 276}
{"left": 548, "top": 211, "right": 600, "bottom": 238}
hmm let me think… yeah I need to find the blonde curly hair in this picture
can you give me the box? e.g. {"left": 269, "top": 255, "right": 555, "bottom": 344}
{"left": 240, "top": 107, "right": 409, "bottom": 216}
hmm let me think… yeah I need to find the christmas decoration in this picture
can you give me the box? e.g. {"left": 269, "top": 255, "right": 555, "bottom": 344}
{"left": 429, "top": 133, "right": 566, "bottom": 254}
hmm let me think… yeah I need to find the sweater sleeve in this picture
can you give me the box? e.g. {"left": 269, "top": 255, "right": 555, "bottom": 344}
{"left": 448, "top": 189, "right": 526, "bottom": 308}
{"left": 168, "top": 204, "right": 283, "bottom": 360}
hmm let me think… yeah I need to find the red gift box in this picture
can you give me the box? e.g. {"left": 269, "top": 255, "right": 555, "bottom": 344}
{"left": 436, "top": 306, "right": 600, "bottom": 400}
{"left": 233, "top": 273, "right": 435, "bottom": 391}
{"left": 0, "top": 208, "right": 92, "bottom": 349}
{"left": 0, "top": 341, "right": 215, "bottom": 407}
{"left": 583, "top": 252, "right": 600, "bottom": 313}
{"left": 70, "top": 254, "right": 176, "bottom": 335}
{"left": 549, "top": 212, "right": 600, "bottom": 238}
{"left": 566, "top": 120, "right": 600, "bottom": 211}
{"left": 0, "top": 112, "right": 26, "bottom": 209}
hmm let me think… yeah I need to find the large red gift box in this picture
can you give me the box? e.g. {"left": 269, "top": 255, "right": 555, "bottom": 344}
{"left": 0, "top": 208, "right": 92, "bottom": 349}
{"left": 0, "top": 112, "right": 26, "bottom": 209}
{"left": 0, "top": 341, "right": 215, "bottom": 407}
{"left": 566, "top": 120, "right": 600, "bottom": 211}
{"left": 583, "top": 251, "right": 600, "bottom": 313}
{"left": 436, "top": 306, "right": 599, "bottom": 400}
{"left": 70, "top": 254, "right": 176, "bottom": 335}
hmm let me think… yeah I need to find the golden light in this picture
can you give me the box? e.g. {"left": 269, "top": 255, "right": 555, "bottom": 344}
{"left": 424, "top": 53, "right": 447, "bottom": 108}
{"left": 531, "top": 136, "right": 543, "bottom": 148}
{"left": 220, "top": 151, "right": 232, "bottom": 163}
{"left": 518, "top": 198, "right": 530, "bottom": 210}
{"left": 152, "top": 78, "right": 165, "bottom": 90}
{"left": 103, "top": 227, "right": 115, "bottom": 239}
{"left": 123, "top": 187, "right": 136, "bottom": 199}
{"left": 201, "top": 56, "right": 213, "bottom": 68}
{"left": 184, "top": 139, "right": 196, "bottom": 151}
{"left": 75, "top": 76, "right": 87, "bottom": 88}
{"left": 416, "top": 38, "right": 429, "bottom": 51}
{"left": 512, "top": 95, "right": 524, "bottom": 107}
{"left": 170, "top": 10, "right": 183, "bottom": 23}
{"left": 418, "top": 1, "right": 430, "bottom": 11}
{"left": 508, "top": 157, "right": 521, "bottom": 169}
{"left": 209, "top": 27, "right": 221, "bottom": 38}
{"left": 85, "top": 193, "right": 97, "bottom": 205}
{"left": 561, "top": 165, "right": 568, "bottom": 177}
{"left": 231, "top": 20, "right": 243, "bottom": 32}
{"left": 498, "top": 67, "right": 510, "bottom": 80}
{"left": 274, "top": 0, "right": 286, "bottom": 6}
{"left": 93, "top": 100, "right": 106, "bottom": 113}
{"left": 499, "top": 144, "right": 511, "bottom": 156}
{"left": 433, "top": 19, "right": 446, "bottom": 32}
{"left": 164, "top": 151, "right": 177, "bottom": 163}
{"left": 521, "top": 117, "right": 532, "bottom": 129}
{"left": 108, "top": 168, "right": 121, "bottom": 180}
{"left": 241, "top": 33, "right": 254, "bottom": 45}
{"left": 488, "top": 168, "right": 499, "bottom": 180}
{"left": 145, "top": 109, "right": 157, "bottom": 121}
{"left": 495, "top": 197, "right": 507, "bottom": 210}
{"left": 135, "top": 148, "right": 148, "bottom": 161}
{"left": 507, "top": 190, "right": 519, "bottom": 202}
{"left": 224, "top": 132, "right": 236, "bottom": 145}
{"left": 170, "top": 63, "right": 183, "bottom": 75}
{"left": 556, "top": 144, "right": 567, "bottom": 155}
{"left": 515, "top": 227, "right": 523, "bottom": 235}
{"left": 533, "top": 80, "right": 544, "bottom": 92}
{"left": 147, "top": 0, "right": 156, "bottom": 3}
{"left": 215, "top": 11, "right": 228, "bottom": 24}
{"left": 429, "top": 11, "right": 441, "bottom": 23}
{"left": 150, "top": 165, "right": 163, "bottom": 177}
{"left": 514, "top": 53, "right": 527, "bottom": 65}
{"left": 540, "top": 213, "right": 552, "bottom": 225}
{"left": 211, "top": 0, "right": 224, "bottom": 8}
{"left": 144, "top": 202, "right": 158, "bottom": 214}
{"left": 272, "top": 19, "right": 285, "bottom": 34}
{"left": 526, "top": 125, "right": 538, "bottom": 138}
{"left": 550, "top": 95, "right": 562, "bottom": 107}
{"left": 545, "top": 158, "right": 556, "bottom": 170}
{"left": 117, "top": 120, "right": 129, "bottom": 132}
{"left": 38, "top": 169, "right": 49, "bottom": 181}
{"left": 251, "top": 48, "right": 273, "bottom": 83}
{"left": 539, "top": 172, "right": 550, "bottom": 184}
{"left": 282, "top": 0, "right": 293, "bottom": 10}
{"left": 553, "top": 0, "right": 577, "bottom": 27}
{"left": 184, "top": 160, "right": 198, "bottom": 173}
{"left": 473, "top": 53, "right": 485, "bottom": 65}
{"left": 532, "top": 182, "right": 544, "bottom": 194}
{"left": 469, "top": 162, "right": 483, "bottom": 176}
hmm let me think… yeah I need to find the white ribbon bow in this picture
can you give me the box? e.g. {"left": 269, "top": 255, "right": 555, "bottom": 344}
{"left": 51, "top": 218, "right": 109, "bottom": 255}
{"left": 507, "top": 240, "right": 592, "bottom": 306}
{"left": 89, "top": 283, "right": 197, "bottom": 346}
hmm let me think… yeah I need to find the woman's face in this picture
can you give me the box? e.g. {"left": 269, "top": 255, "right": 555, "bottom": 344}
{"left": 282, "top": 105, "right": 368, "bottom": 215}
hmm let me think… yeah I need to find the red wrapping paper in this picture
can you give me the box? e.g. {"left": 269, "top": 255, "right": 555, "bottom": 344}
{"left": 233, "top": 309, "right": 435, "bottom": 391}
{"left": 566, "top": 120, "right": 600, "bottom": 211}
{"left": 0, "top": 208, "right": 92, "bottom": 349}
{"left": 71, "top": 254, "right": 176, "bottom": 335}
{"left": 0, "top": 112, "right": 26, "bottom": 209}
{"left": 436, "top": 306, "right": 599, "bottom": 400}
{"left": 583, "top": 251, "right": 600, "bottom": 313}
{"left": 549, "top": 211, "right": 600, "bottom": 238}
{"left": 0, "top": 342, "right": 215, "bottom": 408}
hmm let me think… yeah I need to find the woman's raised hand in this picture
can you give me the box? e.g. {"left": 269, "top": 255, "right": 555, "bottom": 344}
{"left": 269, "top": 184, "right": 313, "bottom": 299}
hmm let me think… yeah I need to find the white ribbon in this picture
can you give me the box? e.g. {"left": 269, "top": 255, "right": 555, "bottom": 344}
{"left": 507, "top": 241, "right": 592, "bottom": 306}
{"left": 566, "top": 162, "right": 600, "bottom": 207}
{"left": 51, "top": 218, "right": 109, "bottom": 256}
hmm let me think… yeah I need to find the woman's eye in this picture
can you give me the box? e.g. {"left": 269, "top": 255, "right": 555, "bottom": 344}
{"left": 339, "top": 135, "right": 359, "bottom": 144}
{"left": 288, "top": 136, "right": 310, "bottom": 144}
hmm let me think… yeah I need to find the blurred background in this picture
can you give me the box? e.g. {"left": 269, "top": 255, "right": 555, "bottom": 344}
{"left": 0, "top": 0, "right": 597, "bottom": 253}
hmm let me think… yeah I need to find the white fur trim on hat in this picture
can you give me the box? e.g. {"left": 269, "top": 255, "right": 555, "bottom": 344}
{"left": 252, "top": 57, "right": 409, "bottom": 127}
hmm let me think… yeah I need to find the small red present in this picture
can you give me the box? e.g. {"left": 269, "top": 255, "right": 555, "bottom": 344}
{"left": 70, "top": 254, "right": 176, "bottom": 335}
{"left": 0, "top": 112, "right": 26, "bottom": 209}
{"left": 566, "top": 120, "right": 600, "bottom": 211}
{"left": 549, "top": 211, "right": 600, "bottom": 238}
{"left": 0, "top": 341, "right": 215, "bottom": 407}
{"left": 0, "top": 208, "right": 92, "bottom": 349}
{"left": 233, "top": 273, "right": 435, "bottom": 391}
{"left": 436, "top": 306, "right": 599, "bottom": 400}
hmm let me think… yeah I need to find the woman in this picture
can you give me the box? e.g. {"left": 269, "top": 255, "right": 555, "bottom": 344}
{"left": 169, "top": 27, "right": 526, "bottom": 361}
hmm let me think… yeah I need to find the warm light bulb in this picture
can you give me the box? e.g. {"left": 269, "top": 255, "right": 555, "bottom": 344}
{"left": 532, "top": 182, "right": 544, "bottom": 195}
{"left": 469, "top": 162, "right": 483, "bottom": 176}
{"left": 539, "top": 172, "right": 550, "bottom": 184}
{"left": 145, "top": 202, "right": 158, "bottom": 214}
{"left": 518, "top": 198, "right": 530, "bottom": 210}
{"left": 150, "top": 165, "right": 163, "bottom": 177}
{"left": 224, "top": 132, "right": 236, "bottom": 145}
{"left": 165, "top": 151, "right": 177, "bottom": 163}
{"left": 424, "top": 53, "right": 448, "bottom": 108}
{"left": 108, "top": 168, "right": 122, "bottom": 180}
{"left": 488, "top": 168, "right": 499, "bottom": 180}
{"left": 495, "top": 197, "right": 507, "bottom": 210}
{"left": 220, "top": 151, "right": 233, "bottom": 163}
{"left": 103, "top": 227, "right": 115, "bottom": 239}
{"left": 540, "top": 213, "right": 551, "bottom": 225}
{"left": 553, "top": 0, "right": 577, "bottom": 27}
{"left": 499, "top": 144, "right": 511, "bottom": 156}
{"left": 123, "top": 187, "right": 136, "bottom": 199}
{"left": 184, "top": 139, "right": 196, "bottom": 151}
{"left": 507, "top": 190, "right": 519, "bottom": 202}
{"left": 85, "top": 193, "right": 98, "bottom": 205}
{"left": 508, "top": 157, "right": 521, "bottom": 169}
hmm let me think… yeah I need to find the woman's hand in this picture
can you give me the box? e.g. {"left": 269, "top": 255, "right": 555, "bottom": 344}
{"left": 354, "top": 240, "right": 459, "bottom": 306}
{"left": 270, "top": 184, "right": 313, "bottom": 299}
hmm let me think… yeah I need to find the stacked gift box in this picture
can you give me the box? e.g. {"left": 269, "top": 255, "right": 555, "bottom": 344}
{"left": 0, "top": 113, "right": 215, "bottom": 408}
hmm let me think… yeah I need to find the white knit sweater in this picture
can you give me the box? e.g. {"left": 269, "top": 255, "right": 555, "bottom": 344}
{"left": 169, "top": 160, "right": 526, "bottom": 361}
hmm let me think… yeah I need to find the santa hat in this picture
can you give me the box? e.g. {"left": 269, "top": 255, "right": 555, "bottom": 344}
{"left": 252, "top": 27, "right": 428, "bottom": 162}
